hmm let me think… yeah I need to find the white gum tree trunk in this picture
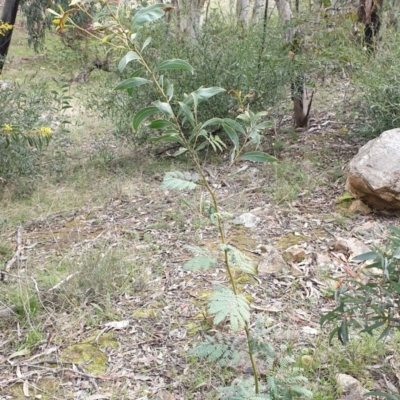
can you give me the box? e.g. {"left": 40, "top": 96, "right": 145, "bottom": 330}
{"left": 251, "top": 0, "right": 264, "bottom": 23}
{"left": 274, "top": 0, "right": 292, "bottom": 23}
{"left": 236, "top": 0, "right": 249, "bottom": 26}
{"left": 176, "top": 0, "right": 209, "bottom": 37}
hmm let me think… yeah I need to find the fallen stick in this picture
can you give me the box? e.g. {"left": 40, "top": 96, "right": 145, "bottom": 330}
{"left": 1, "top": 226, "right": 23, "bottom": 283}
{"left": 48, "top": 271, "right": 81, "bottom": 292}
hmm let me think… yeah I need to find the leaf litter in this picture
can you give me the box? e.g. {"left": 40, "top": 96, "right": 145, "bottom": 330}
{"left": 1, "top": 100, "right": 400, "bottom": 399}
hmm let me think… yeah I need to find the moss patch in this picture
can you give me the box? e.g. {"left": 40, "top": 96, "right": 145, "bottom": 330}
{"left": 60, "top": 331, "right": 117, "bottom": 375}
{"left": 275, "top": 233, "right": 307, "bottom": 250}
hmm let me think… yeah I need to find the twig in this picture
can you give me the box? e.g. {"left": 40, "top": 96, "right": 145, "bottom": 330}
{"left": 48, "top": 271, "right": 81, "bottom": 292}
{"left": 220, "top": 186, "right": 263, "bottom": 202}
{"left": 0, "top": 364, "right": 119, "bottom": 387}
{"left": 1, "top": 226, "right": 23, "bottom": 283}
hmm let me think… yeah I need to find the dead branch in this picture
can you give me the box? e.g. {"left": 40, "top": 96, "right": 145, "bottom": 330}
{"left": 48, "top": 271, "right": 81, "bottom": 292}
{"left": 1, "top": 226, "right": 22, "bottom": 283}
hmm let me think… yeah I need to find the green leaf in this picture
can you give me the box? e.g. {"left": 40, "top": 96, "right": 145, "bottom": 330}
{"left": 118, "top": 51, "right": 141, "bottom": 72}
{"left": 152, "top": 100, "right": 174, "bottom": 117}
{"left": 132, "top": 106, "right": 158, "bottom": 131}
{"left": 201, "top": 117, "right": 224, "bottom": 128}
{"left": 255, "top": 110, "right": 268, "bottom": 118}
{"left": 141, "top": 36, "right": 152, "bottom": 51}
{"left": 255, "top": 121, "right": 274, "bottom": 130}
{"left": 156, "top": 59, "right": 194, "bottom": 74}
{"left": 183, "top": 256, "right": 217, "bottom": 271}
{"left": 392, "top": 246, "right": 400, "bottom": 259}
{"left": 148, "top": 119, "right": 174, "bottom": 129}
{"left": 352, "top": 251, "right": 378, "bottom": 261}
{"left": 178, "top": 102, "right": 195, "bottom": 127}
{"left": 189, "top": 335, "right": 240, "bottom": 367}
{"left": 223, "top": 118, "right": 245, "bottom": 135}
{"left": 208, "top": 287, "right": 250, "bottom": 331}
{"left": 173, "top": 147, "right": 188, "bottom": 156}
{"left": 290, "top": 385, "right": 313, "bottom": 398}
{"left": 339, "top": 319, "right": 349, "bottom": 345}
{"left": 239, "top": 151, "right": 278, "bottom": 163}
{"left": 114, "top": 77, "right": 151, "bottom": 91}
{"left": 184, "top": 87, "right": 226, "bottom": 106}
{"left": 222, "top": 244, "right": 256, "bottom": 274}
{"left": 167, "top": 84, "right": 174, "bottom": 101}
{"left": 161, "top": 171, "right": 199, "bottom": 190}
{"left": 148, "top": 132, "right": 183, "bottom": 145}
{"left": 184, "top": 244, "right": 209, "bottom": 256}
{"left": 131, "top": 4, "right": 166, "bottom": 30}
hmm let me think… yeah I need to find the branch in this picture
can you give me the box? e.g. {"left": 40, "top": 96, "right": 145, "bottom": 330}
{"left": 1, "top": 226, "right": 22, "bottom": 282}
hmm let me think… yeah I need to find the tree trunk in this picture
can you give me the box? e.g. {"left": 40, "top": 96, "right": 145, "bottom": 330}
{"left": 291, "top": 76, "right": 314, "bottom": 128}
{"left": 274, "top": 0, "right": 292, "bottom": 23}
{"left": 236, "top": 0, "right": 249, "bottom": 25}
{"left": 251, "top": 0, "right": 264, "bottom": 23}
{"left": 274, "top": 0, "right": 313, "bottom": 127}
{"left": 177, "top": 0, "right": 208, "bottom": 38}
{"left": 357, "top": 0, "right": 383, "bottom": 52}
{"left": 0, "top": 0, "right": 20, "bottom": 73}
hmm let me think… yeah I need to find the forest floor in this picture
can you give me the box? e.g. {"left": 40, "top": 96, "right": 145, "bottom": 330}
{"left": 1, "top": 25, "right": 400, "bottom": 400}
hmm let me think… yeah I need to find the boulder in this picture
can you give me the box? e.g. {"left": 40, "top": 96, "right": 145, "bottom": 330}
{"left": 346, "top": 128, "right": 400, "bottom": 210}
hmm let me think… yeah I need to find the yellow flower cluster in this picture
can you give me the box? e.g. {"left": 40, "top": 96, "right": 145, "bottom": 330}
{"left": 28, "top": 126, "right": 52, "bottom": 137}
{"left": 1, "top": 123, "right": 13, "bottom": 136}
{"left": 39, "top": 126, "right": 52, "bottom": 137}
{"left": 1, "top": 124, "right": 52, "bottom": 138}
{"left": 0, "top": 22, "right": 13, "bottom": 37}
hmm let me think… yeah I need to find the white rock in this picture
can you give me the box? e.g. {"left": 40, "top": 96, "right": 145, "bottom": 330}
{"left": 232, "top": 213, "right": 260, "bottom": 228}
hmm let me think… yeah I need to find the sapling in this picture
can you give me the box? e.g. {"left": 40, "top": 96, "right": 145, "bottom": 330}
{"left": 50, "top": 2, "right": 313, "bottom": 397}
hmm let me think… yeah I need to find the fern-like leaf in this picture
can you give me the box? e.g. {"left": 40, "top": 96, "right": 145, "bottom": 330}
{"left": 183, "top": 245, "right": 217, "bottom": 271}
{"left": 184, "top": 244, "right": 209, "bottom": 256}
{"left": 222, "top": 244, "right": 256, "bottom": 274}
{"left": 208, "top": 287, "right": 250, "bottom": 331}
{"left": 183, "top": 256, "right": 217, "bottom": 271}
{"left": 189, "top": 335, "right": 240, "bottom": 366}
{"left": 161, "top": 171, "right": 200, "bottom": 190}
{"left": 220, "top": 378, "right": 271, "bottom": 400}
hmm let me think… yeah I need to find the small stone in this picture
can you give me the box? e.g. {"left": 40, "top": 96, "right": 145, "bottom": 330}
{"left": 290, "top": 263, "right": 304, "bottom": 276}
{"left": 283, "top": 245, "right": 306, "bottom": 262}
{"left": 348, "top": 200, "right": 372, "bottom": 215}
{"left": 336, "top": 373, "right": 368, "bottom": 400}
{"left": 257, "top": 245, "right": 288, "bottom": 276}
{"left": 347, "top": 238, "right": 371, "bottom": 260}
{"left": 232, "top": 213, "right": 261, "bottom": 229}
{"left": 334, "top": 238, "right": 349, "bottom": 254}
{"left": 334, "top": 238, "right": 371, "bottom": 260}
{"left": 315, "top": 253, "right": 332, "bottom": 267}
